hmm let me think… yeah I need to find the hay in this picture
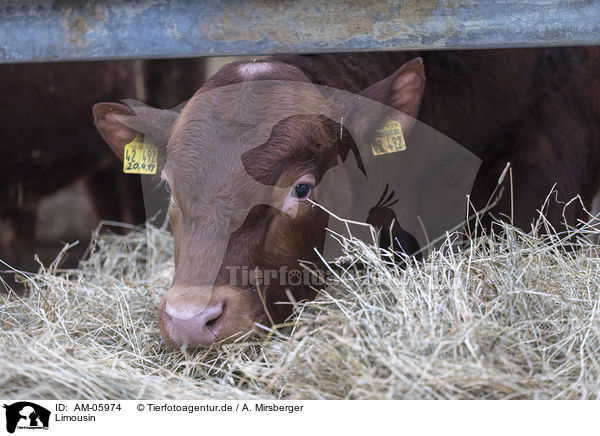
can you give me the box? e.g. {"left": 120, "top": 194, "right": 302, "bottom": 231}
{"left": 2, "top": 215, "right": 600, "bottom": 400}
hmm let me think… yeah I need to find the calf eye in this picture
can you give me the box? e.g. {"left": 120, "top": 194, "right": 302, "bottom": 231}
{"left": 164, "top": 181, "right": 172, "bottom": 194}
{"left": 282, "top": 174, "right": 316, "bottom": 213}
{"left": 294, "top": 183, "right": 312, "bottom": 199}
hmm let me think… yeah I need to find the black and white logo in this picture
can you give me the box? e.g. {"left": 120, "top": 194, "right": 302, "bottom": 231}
{"left": 3, "top": 402, "right": 50, "bottom": 434}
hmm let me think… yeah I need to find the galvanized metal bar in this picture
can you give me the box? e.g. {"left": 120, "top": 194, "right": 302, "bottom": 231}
{"left": 1, "top": 0, "right": 599, "bottom": 63}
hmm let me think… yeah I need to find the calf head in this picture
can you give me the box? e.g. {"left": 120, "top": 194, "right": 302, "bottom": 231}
{"left": 93, "top": 58, "right": 425, "bottom": 349}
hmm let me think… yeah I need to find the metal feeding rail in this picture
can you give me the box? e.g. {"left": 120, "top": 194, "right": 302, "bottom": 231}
{"left": 0, "top": 0, "right": 599, "bottom": 63}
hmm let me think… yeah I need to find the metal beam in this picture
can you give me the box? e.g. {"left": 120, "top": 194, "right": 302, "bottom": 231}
{"left": 1, "top": 0, "right": 599, "bottom": 63}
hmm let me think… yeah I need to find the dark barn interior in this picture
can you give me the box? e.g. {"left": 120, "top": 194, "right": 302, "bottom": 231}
{"left": 0, "top": 58, "right": 210, "bottom": 286}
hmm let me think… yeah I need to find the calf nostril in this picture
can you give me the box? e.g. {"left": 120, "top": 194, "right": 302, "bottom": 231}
{"left": 203, "top": 303, "right": 224, "bottom": 331}
{"left": 205, "top": 318, "right": 217, "bottom": 329}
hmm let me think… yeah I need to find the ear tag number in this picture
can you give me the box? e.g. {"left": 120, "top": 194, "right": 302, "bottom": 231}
{"left": 123, "top": 134, "right": 158, "bottom": 175}
{"left": 371, "top": 119, "right": 406, "bottom": 156}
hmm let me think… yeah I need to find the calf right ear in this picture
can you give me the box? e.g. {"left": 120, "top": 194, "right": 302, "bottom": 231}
{"left": 93, "top": 102, "right": 138, "bottom": 161}
{"left": 362, "top": 57, "right": 425, "bottom": 132}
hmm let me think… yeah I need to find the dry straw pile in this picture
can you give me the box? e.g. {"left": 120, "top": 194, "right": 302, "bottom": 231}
{"left": 2, "top": 213, "right": 600, "bottom": 399}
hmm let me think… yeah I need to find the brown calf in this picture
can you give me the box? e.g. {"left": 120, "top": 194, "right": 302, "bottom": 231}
{"left": 94, "top": 48, "right": 600, "bottom": 349}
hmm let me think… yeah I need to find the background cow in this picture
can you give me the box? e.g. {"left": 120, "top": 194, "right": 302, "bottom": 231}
{"left": 0, "top": 58, "right": 207, "bottom": 287}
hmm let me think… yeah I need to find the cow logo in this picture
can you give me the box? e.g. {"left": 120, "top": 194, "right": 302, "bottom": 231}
{"left": 2, "top": 402, "right": 50, "bottom": 434}
{"left": 367, "top": 184, "right": 422, "bottom": 261}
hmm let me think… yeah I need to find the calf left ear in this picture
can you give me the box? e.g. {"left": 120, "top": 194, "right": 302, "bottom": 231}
{"left": 93, "top": 102, "right": 138, "bottom": 160}
{"left": 346, "top": 58, "right": 425, "bottom": 139}
{"left": 93, "top": 100, "right": 177, "bottom": 161}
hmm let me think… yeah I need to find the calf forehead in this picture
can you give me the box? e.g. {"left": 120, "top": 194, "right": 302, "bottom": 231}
{"left": 167, "top": 80, "right": 339, "bottom": 176}
{"left": 165, "top": 113, "right": 272, "bottom": 207}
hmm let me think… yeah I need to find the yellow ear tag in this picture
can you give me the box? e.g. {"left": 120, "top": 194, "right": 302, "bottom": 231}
{"left": 123, "top": 134, "right": 158, "bottom": 175}
{"left": 371, "top": 119, "right": 406, "bottom": 156}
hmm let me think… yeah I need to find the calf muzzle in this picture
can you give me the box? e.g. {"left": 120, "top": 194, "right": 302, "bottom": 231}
{"left": 158, "top": 284, "right": 259, "bottom": 349}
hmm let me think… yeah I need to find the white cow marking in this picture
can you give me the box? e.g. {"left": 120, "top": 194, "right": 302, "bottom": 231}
{"left": 238, "top": 62, "right": 273, "bottom": 78}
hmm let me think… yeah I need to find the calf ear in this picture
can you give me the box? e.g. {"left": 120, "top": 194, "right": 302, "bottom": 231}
{"left": 349, "top": 57, "right": 425, "bottom": 138}
{"left": 93, "top": 102, "right": 137, "bottom": 161}
{"left": 93, "top": 101, "right": 177, "bottom": 161}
